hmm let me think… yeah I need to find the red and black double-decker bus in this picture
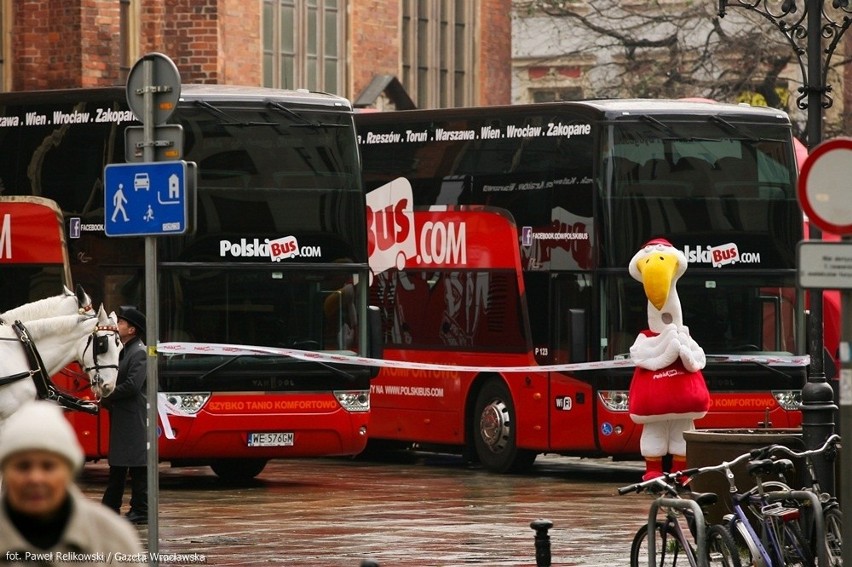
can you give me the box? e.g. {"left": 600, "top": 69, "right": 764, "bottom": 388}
{"left": 0, "top": 85, "right": 373, "bottom": 481}
{"left": 358, "top": 100, "right": 807, "bottom": 472}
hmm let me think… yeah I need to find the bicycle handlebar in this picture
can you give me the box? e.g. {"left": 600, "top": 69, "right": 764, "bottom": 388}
{"left": 617, "top": 473, "right": 682, "bottom": 496}
{"left": 749, "top": 433, "right": 840, "bottom": 460}
{"left": 618, "top": 452, "right": 754, "bottom": 494}
{"left": 618, "top": 434, "right": 841, "bottom": 495}
{"left": 687, "top": 448, "right": 755, "bottom": 477}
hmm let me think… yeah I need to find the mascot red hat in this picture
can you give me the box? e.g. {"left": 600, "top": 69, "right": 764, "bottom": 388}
{"left": 628, "top": 238, "right": 710, "bottom": 481}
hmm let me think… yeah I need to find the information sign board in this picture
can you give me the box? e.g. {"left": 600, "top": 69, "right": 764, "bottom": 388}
{"left": 797, "top": 241, "right": 852, "bottom": 289}
{"left": 104, "top": 161, "right": 188, "bottom": 236}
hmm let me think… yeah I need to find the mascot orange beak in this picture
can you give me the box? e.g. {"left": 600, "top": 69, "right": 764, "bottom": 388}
{"left": 637, "top": 252, "right": 679, "bottom": 311}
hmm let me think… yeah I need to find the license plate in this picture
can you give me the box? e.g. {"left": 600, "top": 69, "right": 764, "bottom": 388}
{"left": 247, "top": 432, "right": 294, "bottom": 447}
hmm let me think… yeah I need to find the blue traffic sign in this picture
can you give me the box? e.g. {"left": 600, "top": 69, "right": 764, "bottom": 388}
{"left": 104, "top": 161, "right": 188, "bottom": 236}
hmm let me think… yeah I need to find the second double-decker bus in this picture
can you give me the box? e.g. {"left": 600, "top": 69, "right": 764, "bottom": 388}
{"left": 0, "top": 85, "right": 374, "bottom": 481}
{"left": 357, "top": 100, "right": 808, "bottom": 473}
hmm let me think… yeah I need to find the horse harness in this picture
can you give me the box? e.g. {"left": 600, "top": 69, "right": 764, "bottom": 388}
{"left": 0, "top": 320, "right": 119, "bottom": 414}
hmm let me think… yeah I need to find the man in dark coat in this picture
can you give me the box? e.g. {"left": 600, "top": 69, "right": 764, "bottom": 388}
{"left": 101, "top": 305, "right": 148, "bottom": 524}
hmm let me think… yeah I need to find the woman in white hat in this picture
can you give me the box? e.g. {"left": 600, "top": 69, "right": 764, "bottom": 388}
{"left": 0, "top": 401, "right": 144, "bottom": 565}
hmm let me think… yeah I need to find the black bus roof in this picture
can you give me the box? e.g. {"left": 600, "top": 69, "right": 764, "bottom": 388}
{"left": 0, "top": 84, "right": 353, "bottom": 111}
{"left": 356, "top": 99, "right": 791, "bottom": 125}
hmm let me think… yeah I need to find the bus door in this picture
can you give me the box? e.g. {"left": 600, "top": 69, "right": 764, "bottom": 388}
{"left": 548, "top": 272, "right": 599, "bottom": 452}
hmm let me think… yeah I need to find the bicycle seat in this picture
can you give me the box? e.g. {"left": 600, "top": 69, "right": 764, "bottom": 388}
{"left": 747, "top": 459, "right": 775, "bottom": 476}
{"left": 690, "top": 491, "right": 718, "bottom": 508}
{"left": 747, "top": 458, "right": 794, "bottom": 477}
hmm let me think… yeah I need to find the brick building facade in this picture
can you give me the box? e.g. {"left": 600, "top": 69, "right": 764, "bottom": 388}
{"left": 3, "top": 0, "right": 512, "bottom": 108}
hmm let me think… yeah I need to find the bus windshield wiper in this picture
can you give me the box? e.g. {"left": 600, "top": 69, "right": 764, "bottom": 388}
{"left": 706, "top": 355, "right": 796, "bottom": 380}
{"left": 639, "top": 115, "right": 679, "bottom": 137}
{"left": 194, "top": 350, "right": 357, "bottom": 384}
{"left": 194, "top": 100, "right": 277, "bottom": 127}
{"left": 195, "top": 354, "right": 248, "bottom": 382}
{"left": 708, "top": 115, "right": 759, "bottom": 141}
{"left": 266, "top": 101, "right": 347, "bottom": 128}
{"left": 303, "top": 356, "right": 358, "bottom": 383}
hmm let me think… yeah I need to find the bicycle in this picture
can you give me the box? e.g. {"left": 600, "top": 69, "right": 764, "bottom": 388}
{"left": 748, "top": 433, "right": 842, "bottom": 566}
{"left": 678, "top": 449, "right": 826, "bottom": 567}
{"left": 618, "top": 471, "right": 741, "bottom": 567}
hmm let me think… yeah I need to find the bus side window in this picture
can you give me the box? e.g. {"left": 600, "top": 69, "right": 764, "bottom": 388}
{"left": 607, "top": 156, "right": 642, "bottom": 193}
{"left": 553, "top": 274, "right": 592, "bottom": 364}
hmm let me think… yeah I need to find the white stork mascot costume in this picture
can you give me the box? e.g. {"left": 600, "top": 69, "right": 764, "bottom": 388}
{"left": 628, "top": 238, "right": 710, "bottom": 481}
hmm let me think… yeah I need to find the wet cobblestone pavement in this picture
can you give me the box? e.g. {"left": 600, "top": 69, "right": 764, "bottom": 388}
{"left": 77, "top": 454, "right": 648, "bottom": 566}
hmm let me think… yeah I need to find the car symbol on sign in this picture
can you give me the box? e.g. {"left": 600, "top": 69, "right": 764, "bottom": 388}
{"left": 134, "top": 173, "right": 150, "bottom": 191}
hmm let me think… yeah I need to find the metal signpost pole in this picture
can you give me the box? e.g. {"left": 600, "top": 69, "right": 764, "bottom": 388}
{"left": 122, "top": 51, "right": 183, "bottom": 566}
{"left": 141, "top": 56, "right": 161, "bottom": 563}
{"left": 107, "top": 52, "right": 186, "bottom": 566}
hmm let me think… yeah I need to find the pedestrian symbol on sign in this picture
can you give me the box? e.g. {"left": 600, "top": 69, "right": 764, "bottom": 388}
{"left": 112, "top": 184, "right": 129, "bottom": 222}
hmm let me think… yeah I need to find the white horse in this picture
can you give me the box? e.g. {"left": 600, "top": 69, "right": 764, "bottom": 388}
{"left": 0, "top": 306, "right": 121, "bottom": 426}
{"left": 0, "top": 285, "right": 93, "bottom": 323}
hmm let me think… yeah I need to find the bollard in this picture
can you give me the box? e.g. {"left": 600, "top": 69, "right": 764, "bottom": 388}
{"left": 530, "top": 519, "right": 553, "bottom": 567}
{"left": 359, "top": 561, "right": 379, "bottom": 567}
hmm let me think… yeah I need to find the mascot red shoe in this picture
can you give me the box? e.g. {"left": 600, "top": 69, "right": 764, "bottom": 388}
{"left": 628, "top": 238, "right": 710, "bottom": 481}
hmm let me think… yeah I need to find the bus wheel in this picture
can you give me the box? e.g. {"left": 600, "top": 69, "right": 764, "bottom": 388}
{"left": 210, "top": 458, "right": 268, "bottom": 483}
{"left": 473, "top": 379, "right": 536, "bottom": 473}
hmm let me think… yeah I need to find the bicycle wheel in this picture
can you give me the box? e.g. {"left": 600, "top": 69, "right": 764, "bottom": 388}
{"left": 706, "top": 524, "right": 742, "bottom": 567}
{"left": 769, "top": 516, "right": 814, "bottom": 567}
{"left": 726, "top": 517, "right": 758, "bottom": 567}
{"left": 822, "top": 507, "right": 842, "bottom": 566}
{"left": 631, "top": 520, "right": 689, "bottom": 567}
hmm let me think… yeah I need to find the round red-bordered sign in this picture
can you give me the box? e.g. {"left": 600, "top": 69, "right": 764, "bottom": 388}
{"left": 798, "top": 137, "right": 852, "bottom": 235}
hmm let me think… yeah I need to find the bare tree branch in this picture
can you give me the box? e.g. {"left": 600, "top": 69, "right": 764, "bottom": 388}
{"left": 512, "top": 0, "right": 846, "bottom": 136}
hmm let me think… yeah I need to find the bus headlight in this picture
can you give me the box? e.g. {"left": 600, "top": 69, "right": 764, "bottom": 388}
{"left": 334, "top": 390, "right": 370, "bottom": 412}
{"left": 772, "top": 390, "right": 802, "bottom": 411}
{"left": 165, "top": 392, "right": 210, "bottom": 415}
{"left": 598, "top": 390, "right": 630, "bottom": 412}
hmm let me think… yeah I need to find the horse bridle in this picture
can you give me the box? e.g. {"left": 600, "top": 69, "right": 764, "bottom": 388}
{"left": 2, "top": 320, "right": 119, "bottom": 414}
{"left": 83, "top": 324, "right": 121, "bottom": 394}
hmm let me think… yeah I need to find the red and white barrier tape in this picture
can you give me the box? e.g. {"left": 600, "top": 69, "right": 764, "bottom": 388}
{"left": 156, "top": 342, "right": 811, "bottom": 373}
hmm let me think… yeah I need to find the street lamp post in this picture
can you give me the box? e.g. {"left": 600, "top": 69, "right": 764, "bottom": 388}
{"left": 718, "top": 0, "right": 848, "bottom": 493}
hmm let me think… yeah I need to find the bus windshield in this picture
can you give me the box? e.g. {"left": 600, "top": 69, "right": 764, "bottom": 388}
{"left": 604, "top": 119, "right": 799, "bottom": 269}
{"left": 176, "top": 102, "right": 360, "bottom": 191}
{"left": 602, "top": 117, "right": 801, "bottom": 359}
{"left": 161, "top": 266, "right": 360, "bottom": 352}
{"left": 605, "top": 273, "right": 797, "bottom": 358}
{"left": 157, "top": 100, "right": 366, "bottom": 354}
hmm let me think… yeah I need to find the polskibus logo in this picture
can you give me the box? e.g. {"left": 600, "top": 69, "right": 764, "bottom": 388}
{"left": 366, "top": 177, "right": 468, "bottom": 278}
{"left": 683, "top": 243, "right": 760, "bottom": 268}
{"left": 219, "top": 236, "right": 322, "bottom": 261}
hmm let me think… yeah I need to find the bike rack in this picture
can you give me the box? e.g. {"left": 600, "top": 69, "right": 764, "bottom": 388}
{"left": 647, "top": 497, "right": 708, "bottom": 567}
